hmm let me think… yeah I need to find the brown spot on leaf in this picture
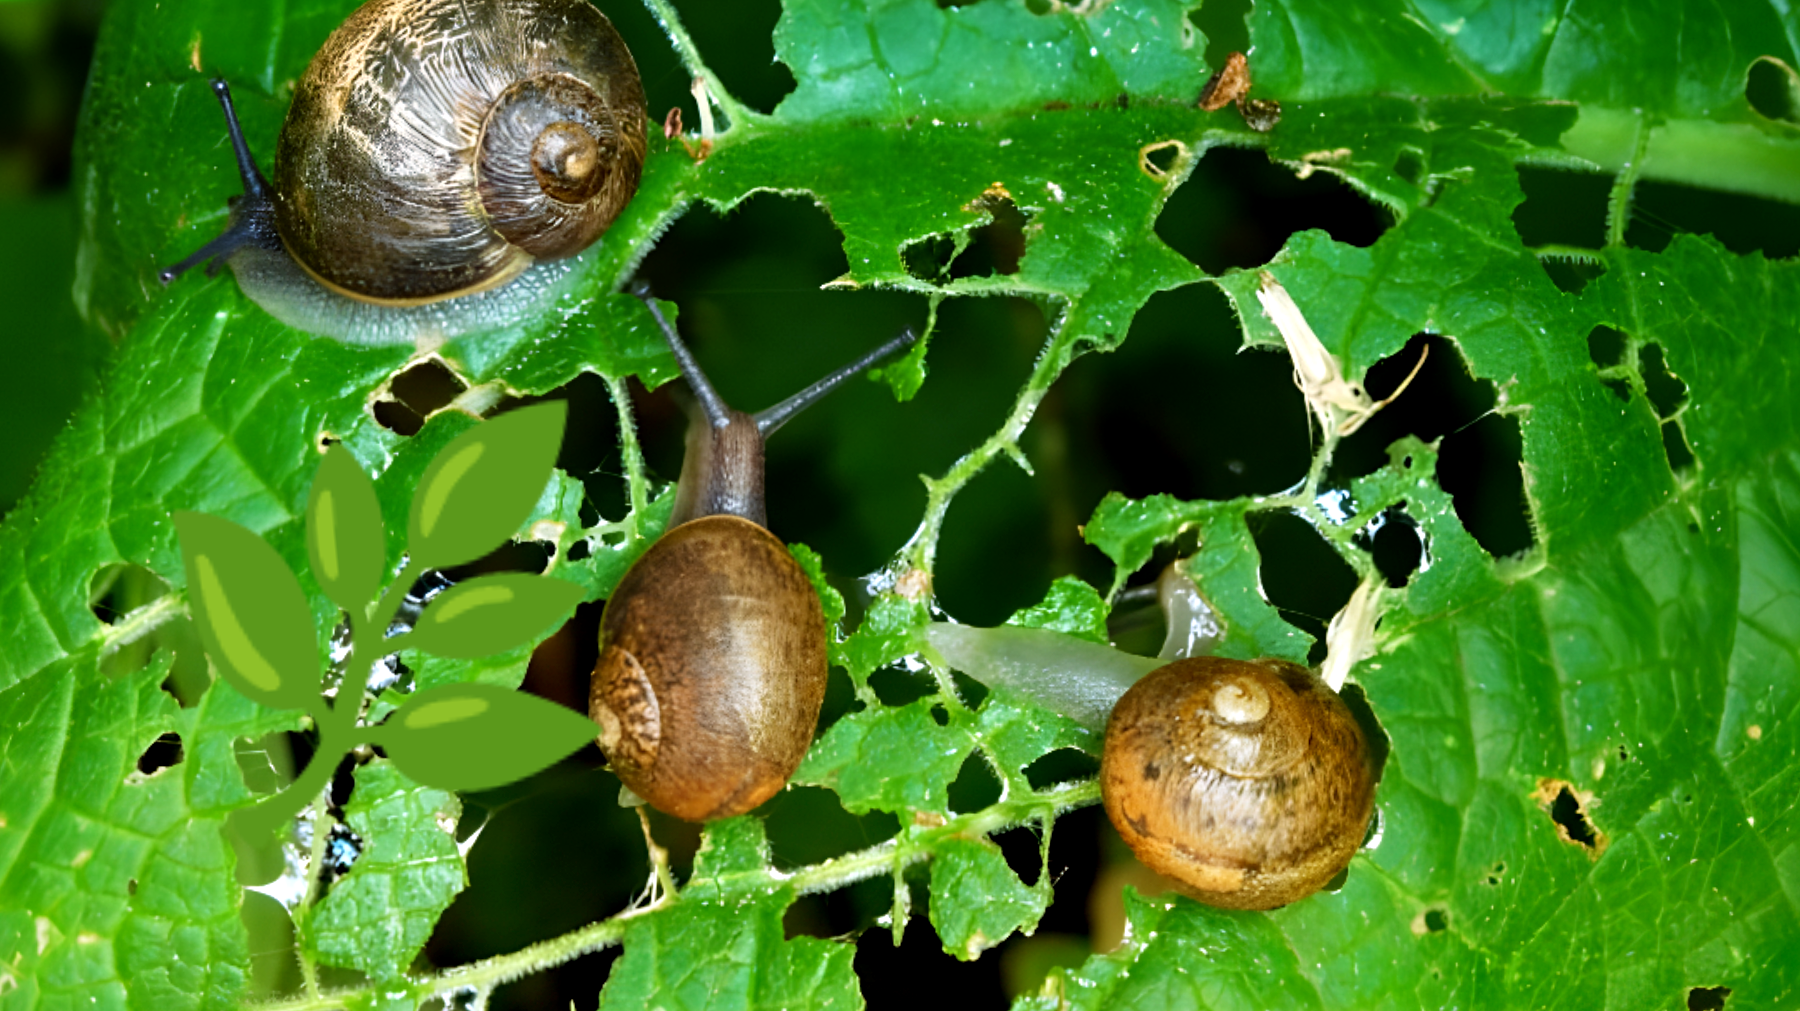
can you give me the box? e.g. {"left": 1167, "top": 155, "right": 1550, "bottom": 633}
{"left": 1533, "top": 778, "right": 1607, "bottom": 857}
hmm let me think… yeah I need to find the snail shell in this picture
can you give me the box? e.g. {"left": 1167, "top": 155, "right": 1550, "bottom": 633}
{"left": 593, "top": 517, "right": 827, "bottom": 822}
{"left": 1101, "top": 656, "right": 1375, "bottom": 910}
{"left": 275, "top": 0, "right": 645, "bottom": 303}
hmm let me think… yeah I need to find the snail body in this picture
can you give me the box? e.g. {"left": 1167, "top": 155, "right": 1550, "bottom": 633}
{"left": 161, "top": 0, "right": 646, "bottom": 344}
{"left": 591, "top": 287, "right": 917, "bottom": 822}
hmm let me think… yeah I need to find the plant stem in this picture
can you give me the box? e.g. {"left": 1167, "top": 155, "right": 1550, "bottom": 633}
{"left": 1605, "top": 110, "right": 1651, "bottom": 249}
{"left": 637, "top": 0, "right": 761, "bottom": 131}
{"left": 246, "top": 779, "right": 1099, "bottom": 1011}
{"left": 606, "top": 373, "right": 651, "bottom": 527}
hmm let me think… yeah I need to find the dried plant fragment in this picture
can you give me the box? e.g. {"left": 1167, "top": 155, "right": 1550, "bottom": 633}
{"left": 1199, "top": 52, "right": 1251, "bottom": 111}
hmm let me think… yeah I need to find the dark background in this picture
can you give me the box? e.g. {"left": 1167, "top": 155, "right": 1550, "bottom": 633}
{"left": 8, "top": 0, "right": 1799, "bottom": 1007}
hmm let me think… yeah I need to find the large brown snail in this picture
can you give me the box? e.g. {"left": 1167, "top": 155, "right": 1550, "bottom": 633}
{"left": 590, "top": 284, "right": 917, "bottom": 822}
{"left": 160, "top": 0, "right": 647, "bottom": 344}
{"left": 926, "top": 568, "right": 1379, "bottom": 910}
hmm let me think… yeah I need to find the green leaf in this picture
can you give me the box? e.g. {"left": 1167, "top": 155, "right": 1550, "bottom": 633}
{"left": 405, "top": 573, "right": 585, "bottom": 660}
{"left": 307, "top": 762, "right": 466, "bottom": 981}
{"left": 1018, "top": 888, "right": 1324, "bottom": 1010}
{"left": 407, "top": 401, "right": 568, "bottom": 570}
{"left": 794, "top": 700, "right": 972, "bottom": 816}
{"left": 174, "top": 511, "right": 322, "bottom": 712}
{"left": 1004, "top": 575, "right": 1109, "bottom": 644}
{"left": 306, "top": 443, "right": 386, "bottom": 613}
{"left": 597, "top": 891, "right": 860, "bottom": 1011}
{"left": 928, "top": 835, "right": 1047, "bottom": 961}
{"left": 376, "top": 683, "right": 595, "bottom": 792}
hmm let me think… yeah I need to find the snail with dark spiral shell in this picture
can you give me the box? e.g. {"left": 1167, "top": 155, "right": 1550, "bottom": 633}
{"left": 162, "top": 0, "right": 647, "bottom": 343}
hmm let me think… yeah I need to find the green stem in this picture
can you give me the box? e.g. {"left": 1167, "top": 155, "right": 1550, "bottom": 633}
{"left": 247, "top": 779, "right": 1100, "bottom": 1011}
{"left": 1561, "top": 107, "right": 1800, "bottom": 207}
{"left": 1605, "top": 111, "right": 1651, "bottom": 248}
{"left": 637, "top": 0, "right": 761, "bottom": 131}
{"left": 606, "top": 373, "right": 651, "bottom": 527}
{"left": 903, "top": 322, "right": 1075, "bottom": 574}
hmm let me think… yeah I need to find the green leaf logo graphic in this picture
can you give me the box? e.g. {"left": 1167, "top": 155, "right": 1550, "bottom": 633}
{"left": 406, "top": 573, "right": 586, "bottom": 659}
{"left": 408, "top": 402, "right": 568, "bottom": 569}
{"left": 307, "top": 444, "right": 386, "bottom": 612}
{"left": 376, "top": 684, "right": 598, "bottom": 791}
{"left": 175, "top": 512, "right": 322, "bottom": 711}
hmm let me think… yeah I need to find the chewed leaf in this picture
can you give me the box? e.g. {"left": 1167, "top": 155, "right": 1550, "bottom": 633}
{"left": 174, "top": 511, "right": 321, "bottom": 711}
{"left": 406, "top": 573, "right": 584, "bottom": 659}
{"left": 1006, "top": 575, "right": 1110, "bottom": 644}
{"left": 307, "top": 443, "right": 386, "bottom": 612}
{"left": 377, "top": 683, "right": 596, "bottom": 792}
{"left": 928, "top": 836, "right": 1047, "bottom": 961}
{"left": 407, "top": 401, "right": 567, "bottom": 569}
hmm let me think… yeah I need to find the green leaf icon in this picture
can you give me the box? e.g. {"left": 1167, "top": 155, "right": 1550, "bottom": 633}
{"left": 376, "top": 683, "right": 597, "bottom": 792}
{"left": 174, "top": 511, "right": 322, "bottom": 711}
{"left": 406, "top": 572, "right": 585, "bottom": 659}
{"left": 407, "top": 402, "right": 567, "bottom": 569}
{"left": 307, "top": 444, "right": 386, "bottom": 613}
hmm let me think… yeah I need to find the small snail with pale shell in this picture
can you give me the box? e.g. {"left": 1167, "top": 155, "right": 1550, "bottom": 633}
{"left": 162, "top": 0, "right": 647, "bottom": 344}
{"left": 927, "top": 566, "right": 1380, "bottom": 910}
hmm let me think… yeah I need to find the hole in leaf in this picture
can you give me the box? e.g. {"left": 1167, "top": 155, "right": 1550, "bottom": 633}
{"left": 1355, "top": 505, "right": 1425, "bottom": 587}
{"left": 320, "top": 817, "right": 364, "bottom": 886}
{"left": 1512, "top": 167, "right": 1610, "bottom": 250}
{"left": 950, "top": 190, "right": 1030, "bottom": 279}
{"left": 1142, "top": 144, "right": 1180, "bottom": 175}
{"left": 1637, "top": 342, "right": 1689, "bottom": 418}
{"left": 763, "top": 785, "right": 900, "bottom": 870}
{"left": 1247, "top": 510, "right": 1359, "bottom": 663}
{"left": 1439, "top": 412, "right": 1535, "bottom": 560}
{"left": 902, "top": 232, "right": 962, "bottom": 284}
{"left": 234, "top": 732, "right": 298, "bottom": 795}
{"left": 90, "top": 563, "right": 170, "bottom": 626}
{"left": 1075, "top": 284, "right": 1311, "bottom": 503}
{"left": 1189, "top": 0, "right": 1250, "bottom": 70}
{"left": 391, "top": 358, "right": 468, "bottom": 418}
{"left": 1157, "top": 147, "right": 1390, "bottom": 275}
{"left": 372, "top": 398, "right": 425, "bottom": 437}
{"left": 1536, "top": 255, "right": 1609, "bottom": 294}
{"left": 1627, "top": 179, "right": 1800, "bottom": 259}
{"left": 1330, "top": 334, "right": 1491, "bottom": 479}
{"left": 1412, "top": 906, "right": 1450, "bottom": 934}
{"left": 1337, "top": 682, "right": 1391, "bottom": 785}
{"left": 136, "top": 732, "right": 183, "bottom": 776}
{"left": 1534, "top": 779, "right": 1606, "bottom": 856}
{"left": 869, "top": 667, "right": 938, "bottom": 708}
{"left": 1600, "top": 377, "right": 1632, "bottom": 402}
{"left": 1484, "top": 861, "right": 1506, "bottom": 885}
{"left": 1587, "top": 325, "right": 1627, "bottom": 369}
{"left": 1022, "top": 748, "right": 1101, "bottom": 790}
{"left": 946, "top": 752, "right": 1002, "bottom": 815}
{"left": 1394, "top": 147, "right": 1425, "bottom": 186}
{"left": 1662, "top": 421, "right": 1698, "bottom": 474}
{"left": 951, "top": 670, "right": 989, "bottom": 710}
{"left": 1747, "top": 56, "right": 1800, "bottom": 124}
{"left": 632, "top": 192, "right": 925, "bottom": 578}
{"left": 565, "top": 538, "right": 592, "bottom": 563}
{"left": 992, "top": 823, "right": 1045, "bottom": 887}
{"left": 1687, "top": 985, "right": 1732, "bottom": 1010}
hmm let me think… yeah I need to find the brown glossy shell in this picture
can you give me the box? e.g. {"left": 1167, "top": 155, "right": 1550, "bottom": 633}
{"left": 1101, "top": 656, "right": 1374, "bottom": 910}
{"left": 590, "top": 515, "right": 828, "bottom": 822}
{"left": 274, "top": 0, "right": 646, "bottom": 303}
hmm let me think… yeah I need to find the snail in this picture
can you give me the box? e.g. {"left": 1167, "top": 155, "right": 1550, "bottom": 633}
{"left": 590, "top": 284, "right": 918, "bottom": 822}
{"left": 159, "top": 0, "right": 647, "bottom": 345}
{"left": 925, "top": 567, "right": 1378, "bottom": 910}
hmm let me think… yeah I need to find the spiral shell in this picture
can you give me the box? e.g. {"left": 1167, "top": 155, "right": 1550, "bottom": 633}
{"left": 273, "top": 0, "right": 646, "bottom": 303}
{"left": 590, "top": 516, "right": 829, "bottom": 822}
{"left": 1101, "top": 656, "right": 1375, "bottom": 909}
